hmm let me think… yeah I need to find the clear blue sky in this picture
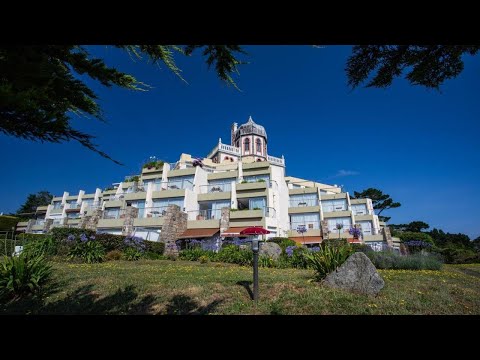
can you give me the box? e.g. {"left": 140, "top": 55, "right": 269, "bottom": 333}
{"left": 1, "top": 45, "right": 479, "bottom": 239}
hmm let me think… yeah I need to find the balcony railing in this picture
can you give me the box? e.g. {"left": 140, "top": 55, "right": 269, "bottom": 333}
{"left": 152, "top": 180, "right": 194, "bottom": 191}
{"left": 66, "top": 203, "right": 81, "bottom": 209}
{"left": 142, "top": 206, "right": 168, "bottom": 218}
{"left": 125, "top": 183, "right": 146, "bottom": 193}
{"left": 291, "top": 220, "right": 321, "bottom": 230}
{"left": 289, "top": 199, "right": 319, "bottom": 207}
{"left": 352, "top": 209, "right": 369, "bottom": 216}
{"left": 219, "top": 143, "right": 241, "bottom": 155}
{"left": 267, "top": 155, "right": 284, "bottom": 166}
{"left": 189, "top": 209, "right": 222, "bottom": 220}
{"left": 34, "top": 219, "right": 45, "bottom": 226}
{"left": 200, "top": 183, "right": 232, "bottom": 193}
{"left": 102, "top": 209, "right": 127, "bottom": 220}
{"left": 52, "top": 219, "right": 64, "bottom": 225}
{"left": 322, "top": 206, "right": 348, "bottom": 213}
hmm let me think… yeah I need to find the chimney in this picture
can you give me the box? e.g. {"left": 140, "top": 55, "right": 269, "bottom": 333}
{"left": 231, "top": 122, "right": 238, "bottom": 146}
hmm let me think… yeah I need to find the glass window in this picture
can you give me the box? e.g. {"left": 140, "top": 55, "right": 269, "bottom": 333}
{"left": 352, "top": 204, "right": 368, "bottom": 215}
{"left": 327, "top": 218, "right": 352, "bottom": 232}
{"left": 322, "top": 199, "right": 347, "bottom": 212}
{"left": 249, "top": 197, "right": 266, "bottom": 210}
{"left": 154, "top": 197, "right": 184, "bottom": 209}
{"left": 167, "top": 175, "right": 194, "bottom": 190}
{"left": 357, "top": 221, "right": 372, "bottom": 235}
{"left": 243, "top": 175, "right": 270, "bottom": 183}
{"left": 289, "top": 194, "right": 319, "bottom": 207}
{"left": 290, "top": 213, "right": 320, "bottom": 230}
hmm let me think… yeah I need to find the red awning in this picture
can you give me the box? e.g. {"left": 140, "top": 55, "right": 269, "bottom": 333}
{"left": 289, "top": 236, "right": 323, "bottom": 244}
{"left": 177, "top": 228, "right": 219, "bottom": 239}
{"left": 221, "top": 227, "right": 250, "bottom": 237}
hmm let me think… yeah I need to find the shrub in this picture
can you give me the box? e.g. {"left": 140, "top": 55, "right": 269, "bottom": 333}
{"left": 23, "top": 235, "right": 58, "bottom": 258}
{"left": 434, "top": 247, "right": 479, "bottom": 264}
{"left": 49, "top": 228, "right": 95, "bottom": 243}
{"left": 123, "top": 247, "right": 142, "bottom": 261}
{"left": 216, "top": 245, "right": 253, "bottom": 266}
{"left": 0, "top": 254, "right": 52, "bottom": 298}
{"left": 144, "top": 252, "right": 167, "bottom": 260}
{"left": 303, "top": 244, "right": 354, "bottom": 281}
{"left": 105, "top": 250, "right": 122, "bottom": 261}
{"left": 95, "top": 233, "right": 127, "bottom": 252}
{"left": 284, "top": 246, "right": 309, "bottom": 269}
{"left": 351, "top": 243, "right": 371, "bottom": 253}
{"left": 259, "top": 255, "right": 276, "bottom": 268}
{"left": 68, "top": 240, "right": 105, "bottom": 263}
{"left": 124, "top": 236, "right": 146, "bottom": 252}
{"left": 396, "top": 231, "right": 434, "bottom": 244}
{"left": 268, "top": 237, "right": 296, "bottom": 251}
{"left": 366, "top": 251, "right": 443, "bottom": 270}
{"left": 143, "top": 240, "right": 165, "bottom": 255}
{"left": 179, "top": 248, "right": 209, "bottom": 261}
{"left": 199, "top": 255, "right": 209, "bottom": 264}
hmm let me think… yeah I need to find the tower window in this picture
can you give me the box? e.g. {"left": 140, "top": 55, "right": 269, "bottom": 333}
{"left": 256, "top": 138, "right": 262, "bottom": 153}
{"left": 244, "top": 138, "right": 250, "bottom": 151}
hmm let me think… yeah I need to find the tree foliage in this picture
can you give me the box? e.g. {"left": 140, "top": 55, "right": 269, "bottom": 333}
{"left": 346, "top": 45, "right": 480, "bottom": 90}
{"left": 429, "top": 228, "right": 472, "bottom": 250}
{"left": 16, "top": 191, "right": 53, "bottom": 215}
{"left": 390, "top": 221, "right": 430, "bottom": 233}
{"left": 0, "top": 45, "right": 246, "bottom": 164}
{"left": 352, "top": 188, "right": 400, "bottom": 222}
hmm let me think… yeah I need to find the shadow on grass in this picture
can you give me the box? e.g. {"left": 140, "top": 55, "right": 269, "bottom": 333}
{"left": 1, "top": 283, "right": 156, "bottom": 315}
{"left": 235, "top": 280, "right": 254, "bottom": 300}
{"left": 165, "top": 295, "right": 223, "bottom": 315}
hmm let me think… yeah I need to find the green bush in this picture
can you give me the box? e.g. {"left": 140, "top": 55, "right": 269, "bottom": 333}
{"left": 259, "top": 255, "right": 276, "bottom": 268}
{"left": 68, "top": 241, "right": 105, "bottom": 263}
{"left": 143, "top": 241, "right": 165, "bottom": 255}
{"left": 0, "top": 215, "right": 19, "bottom": 232}
{"left": 351, "top": 243, "right": 371, "bottom": 253}
{"left": 179, "top": 248, "right": 209, "bottom": 261}
{"left": 366, "top": 251, "right": 442, "bottom": 270}
{"left": 304, "top": 244, "right": 354, "bottom": 281}
{"left": 143, "top": 252, "right": 167, "bottom": 260}
{"left": 105, "top": 250, "right": 122, "bottom": 261}
{"left": 435, "top": 247, "right": 480, "bottom": 264}
{"left": 285, "top": 246, "right": 310, "bottom": 269}
{"left": 199, "top": 255, "right": 209, "bottom": 264}
{"left": 216, "top": 245, "right": 253, "bottom": 266}
{"left": 0, "top": 254, "right": 52, "bottom": 298}
{"left": 23, "top": 235, "right": 58, "bottom": 258}
{"left": 268, "top": 237, "right": 296, "bottom": 251}
{"left": 49, "top": 228, "right": 95, "bottom": 243}
{"left": 396, "top": 231, "right": 434, "bottom": 245}
{"left": 123, "top": 247, "right": 142, "bottom": 261}
{"left": 95, "top": 233, "right": 127, "bottom": 252}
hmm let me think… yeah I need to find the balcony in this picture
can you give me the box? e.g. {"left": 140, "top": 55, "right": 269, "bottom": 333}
{"left": 134, "top": 206, "right": 166, "bottom": 227}
{"left": 200, "top": 183, "right": 232, "bottom": 193}
{"left": 153, "top": 180, "right": 194, "bottom": 191}
{"left": 230, "top": 207, "right": 275, "bottom": 219}
{"left": 289, "top": 199, "right": 319, "bottom": 207}
{"left": 236, "top": 181, "right": 267, "bottom": 191}
{"left": 267, "top": 154, "right": 285, "bottom": 166}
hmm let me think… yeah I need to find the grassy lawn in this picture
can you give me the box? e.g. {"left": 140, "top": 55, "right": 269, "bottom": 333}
{"left": 2, "top": 260, "right": 479, "bottom": 315}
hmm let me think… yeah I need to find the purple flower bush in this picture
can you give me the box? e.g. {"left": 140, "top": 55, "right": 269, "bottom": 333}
{"left": 308, "top": 246, "right": 321, "bottom": 252}
{"left": 124, "top": 235, "right": 146, "bottom": 252}
{"left": 80, "top": 233, "right": 88, "bottom": 242}
{"left": 285, "top": 246, "right": 296, "bottom": 257}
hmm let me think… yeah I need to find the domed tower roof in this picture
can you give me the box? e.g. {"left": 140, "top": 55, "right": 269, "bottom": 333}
{"left": 234, "top": 116, "right": 267, "bottom": 142}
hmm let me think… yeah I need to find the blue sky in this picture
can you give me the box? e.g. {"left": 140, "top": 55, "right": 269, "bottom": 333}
{"left": 1, "top": 45, "right": 479, "bottom": 239}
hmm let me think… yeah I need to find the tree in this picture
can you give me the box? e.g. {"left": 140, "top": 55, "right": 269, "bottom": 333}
{"left": 391, "top": 221, "right": 430, "bottom": 233}
{"left": 352, "top": 188, "right": 401, "bottom": 222}
{"left": 473, "top": 237, "right": 480, "bottom": 252}
{"left": 429, "top": 228, "right": 472, "bottom": 249}
{"left": 16, "top": 191, "right": 53, "bottom": 215}
{"left": 0, "top": 45, "right": 245, "bottom": 164}
{"left": 346, "top": 45, "right": 480, "bottom": 90}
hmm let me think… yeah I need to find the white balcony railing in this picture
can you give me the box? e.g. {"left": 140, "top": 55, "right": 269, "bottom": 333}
{"left": 200, "top": 183, "right": 232, "bottom": 193}
{"left": 219, "top": 143, "right": 241, "bottom": 155}
{"left": 267, "top": 155, "right": 285, "bottom": 166}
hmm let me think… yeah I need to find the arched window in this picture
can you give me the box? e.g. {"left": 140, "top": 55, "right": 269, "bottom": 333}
{"left": 244, "top": 138, "right": 250, "bottom": 152}
{"left": 256, "top": 138, "right": 262, "bottom": 153}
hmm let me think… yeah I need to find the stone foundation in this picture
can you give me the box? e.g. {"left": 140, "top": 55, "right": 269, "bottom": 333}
{"left": 161, "top": 205, "right": 187, "bottom": 257}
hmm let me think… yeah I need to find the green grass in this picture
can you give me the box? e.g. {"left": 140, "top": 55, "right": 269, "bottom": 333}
{"left": 1, "top": 260, "right": 479, "bottom": 314}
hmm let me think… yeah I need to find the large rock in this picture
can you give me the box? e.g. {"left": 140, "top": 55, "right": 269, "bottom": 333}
{"left": 259, "top": 242, "right": 282, "bottom": 260}
{"left": 323, "top": 252, "right": 384, "bottom": 296}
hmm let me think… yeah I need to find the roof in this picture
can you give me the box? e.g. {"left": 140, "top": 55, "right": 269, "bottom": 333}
{"left": 177, "top": 228, "right": 219, "bottom": 239}
{"left": 289, "top": 236, "right": 323, "bottom": 244}
{"left": 235, "top": 116, "right": 267, "bottom": 140}
{"left": 221, "top": 227, "right": 250, "bottom": 237}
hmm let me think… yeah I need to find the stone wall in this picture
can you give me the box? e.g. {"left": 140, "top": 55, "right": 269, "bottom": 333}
{"left": 81, "top": 209, "right": 104, "bottom": 231}
{"left": 44, "top": 219, "right": 53, "bottom": 232}
{"left": 220, "top": 206, "right": 230, "bottom": 233}
{"left": 161, "top": 205, "right": 188, "bottom": 257}
{"left": 122, "top": 206, "right": 139, "bottom": 236}
{"left": 383, "top": 227, "right": 393, "bottom": 247}
{"left": 321, "top": 220, "right": 329, "bottom": 240}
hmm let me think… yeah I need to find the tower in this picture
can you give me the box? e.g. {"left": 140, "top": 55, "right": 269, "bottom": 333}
{"left": 233, "top": 116, "right": 268, "bottom": 161}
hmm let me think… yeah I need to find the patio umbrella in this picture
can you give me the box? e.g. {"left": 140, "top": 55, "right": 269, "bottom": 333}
{"left": 240, "top": 226, "right": 271, "bottom": 235}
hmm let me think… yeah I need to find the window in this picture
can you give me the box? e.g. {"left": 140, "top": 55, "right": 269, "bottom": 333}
{"left": 154, "top": 197, "right": 184, "bottom": 209}
{"left": 289, "top": 194, "right": 319, "bottom": 207}
{"left": 244, "top": 138, "right": 250, "bottom": 151}
{"left": 327, "top": 218, "right": 352, "bottom": 232}
{"left": 321, "top": 199, "right": 347, "bottom": 212}
{"left": 256, "top": 138, "right": 262, "bottom": 153}
{"left": 357, "top": 221, "right": 372, "bottom": 235}
{"left": 351, "top": 204, "right": 367, "bottom": 215}
{"left": 243, "top": 175, "right": 270, "bottom": 183}
{"left": 290, "top": 213, "right": 320, "bottom": 230}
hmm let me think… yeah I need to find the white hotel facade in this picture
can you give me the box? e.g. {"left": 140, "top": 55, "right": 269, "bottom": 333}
{"left": 18, "top": 117, "right": 399, "bottom": 250}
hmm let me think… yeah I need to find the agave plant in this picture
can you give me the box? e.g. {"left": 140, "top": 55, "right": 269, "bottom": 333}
{"left": 0, "top": 254, "right": 52, "bottom": 298}
{"left": 303, "top": 244, "right": 354, "bottom": 281}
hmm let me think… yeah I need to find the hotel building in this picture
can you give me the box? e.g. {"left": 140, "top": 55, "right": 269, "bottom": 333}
{"left": 17, "top": 117, "right": 400, "bottom": 250}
